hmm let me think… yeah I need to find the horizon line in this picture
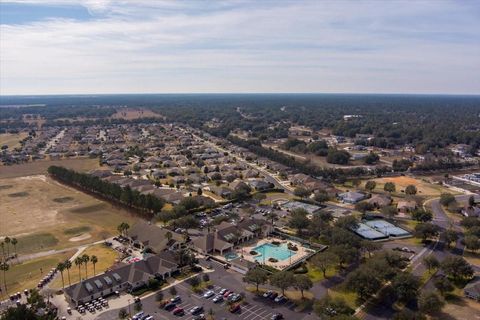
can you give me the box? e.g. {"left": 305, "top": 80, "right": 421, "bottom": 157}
{"left": 1, "top": 92, "right": 480, "bottom": 98}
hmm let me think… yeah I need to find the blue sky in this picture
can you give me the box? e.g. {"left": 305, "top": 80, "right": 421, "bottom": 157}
{"left": 0, "top": 0, "right": 479, "bottom": 95}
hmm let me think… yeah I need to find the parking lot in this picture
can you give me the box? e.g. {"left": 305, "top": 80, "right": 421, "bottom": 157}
{"left": 97, "top": 265, "right": 299, "bottom": 320}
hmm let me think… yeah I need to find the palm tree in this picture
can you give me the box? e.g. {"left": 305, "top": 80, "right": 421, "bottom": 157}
{"left": 166, "top": 231, "right": 172, "bottom": 243}
{"left": 4, "top": 237, "right": 10, "bottom": 259}
{"left": 57, "top": 262, "right": 65, "bottom": 290}
{"left": 82, "top": 254, "right": 90, "bottom": 278}
{"left": 74, "top": 257, "right": 83, "bottom": 280}
{"left": 64, "top": 260, "right": 72, "bottom": 286}
{"left": 0, "top": 242, "right": 5, "bottom": 262}
{"left": 11, "top": 238, "right": 18, "bottom": 263}
{"left": 117, "top": 223, "right": 124, "bottom": 236}
{"left": 91, "top": 255, "right": 98, "bottom": 276}
{"left": 0, "top": 262, "right": 9, "bottom": 295}
{"left": 123, "top": 223, "right": 130, "bottom": 236}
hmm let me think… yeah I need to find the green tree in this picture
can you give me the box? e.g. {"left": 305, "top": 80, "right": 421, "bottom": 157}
{"left": 468, "top": 195, "right": 476, "bottom": 207}
{"left": 405, "top": 185, "right": 417, "bottom": 196}
{"left": 118, "top": 308, "right": 128, "bottom": 319}
{"left": 443, "top": 229, "right": 459, "bottom": 248}
{"left": 422, "top": 255, "right": 439, "bottom": 272}
{"left": 294, "top": 274, "right": 313, "bottom": 298}
{"left": 270, "top": 271, "right": 295, "bottom": 295}
{"left": 418, "top": 291, "right": 445, "bottom": 315}
{"left": 314, "top": 295, "right": 354, "bottom": 318}
{"left": 346, "top": 266, "right": 382, "bottom": 301}
{"left": 440, "top": 256, "right": 473, "bottom": 280}
{"left": 91, "top": 255, "right": 98, "bottom": 276}
{"left": 464, "top": 235, "right": 480, "bottom": 253}
{"left": 244, "top": 268, "right": 269, "bottom": 292}
{"left": 169, "top": 286, "right": 177, "bottom": 296}
{"left": 439, "top": 193, "right": 456, "bottom": 206}
{"left": 414, "top": 223, "right": 440, "bottom": 242}
{"left": 4, "top": 237, "right": 11, "bottom": 258}
{"left": 74, "top": 256, "right": 83, "bottom": 280}
{"left": 381, "top": 205, "right": 398, "bottom": 219}
{"left": 64, "top": 260, "right": 72, "bottom": 286}
{"left": 82, "top": 254, "right": 90, "bottom": 278}
{"left": 294, "top": 187, "right": 311, "bottom": 198}
{"left": 391, "top": 272, "right": 420, "bottom": 303}
{"left": 411, "top": 208, "right": 433, "bottom": 222}
{"left": 311, "top": 251, "right": 338, "bottom": 277}
{"left": 384, "top": 182, "right": 396, "bottom": 193}
{"left": 288, "top": 209, "right": 310, "bottom": 236}
{"left": 433, "top": 276, "right": 454, "bottom": 296}
{"left": 11, "top": 237, "right": 17, "bottom": 260}
{"left": 57, "top": 262, "right": 65, "bottom": 290}
{"left": 364, "top": 152, "right": 380, "bottom": 165}
{"left": 0, "top": 262, "right": 9, "bottom": 295}
{"left": 365, "top": 180, "right": 376, "bottom": 191}
{"left": 331, "top": 245, "right": 358, "bottom": 268}
{"left": 155, "top": 291, "right": 164, "bottom": 301}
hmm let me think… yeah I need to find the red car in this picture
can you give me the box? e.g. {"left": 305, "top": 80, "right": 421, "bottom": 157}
{"left": 229, "top": 304, "right": 241, "bottom": 313}
{"left": 223, "top": 290, "right": 232, "bottom": 298}
{"left": 173, "top": 307, "right": 184, "bottom": 316}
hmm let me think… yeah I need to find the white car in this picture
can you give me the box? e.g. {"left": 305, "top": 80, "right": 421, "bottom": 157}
{"left": 203, "top": 290, "right": 215, "bottom": 298}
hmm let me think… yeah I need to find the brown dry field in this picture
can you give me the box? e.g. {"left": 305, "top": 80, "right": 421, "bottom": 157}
{"left": 371, "top": 176, "right": 451, "bottom": 197}
{"left": 0, "top": 158, "right": 100, "bottom": 178}
{"left": 110, "top": 108, "right": 164, "bottom": 120}
{"left": 0, "top": 132, "right": 28, "bottom": 149}
{"left": 0, "top": 174, "right": 136, "bottom": 254}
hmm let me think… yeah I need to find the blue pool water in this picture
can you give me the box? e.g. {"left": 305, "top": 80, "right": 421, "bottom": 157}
{"left": 252, "top": 243, "right": 294, "bottom": 263}
{"left": 224, "top": 252, "right": 239, "bottom": 261}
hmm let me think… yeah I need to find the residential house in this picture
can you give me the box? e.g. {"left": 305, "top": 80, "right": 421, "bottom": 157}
{"left": 338, "top": 191, "right": 367, "bottom": 204}
{"left": 465, "top": 277, "right": 480, "bottom": 301}
{"left": 128, "top": 221, "right": 185, "bottom": 253}
{"left": 367, "top": 194, "right": 392, "bottom": 208}
{"left": 397, "top": 200, "right": 417, "bottom": 213}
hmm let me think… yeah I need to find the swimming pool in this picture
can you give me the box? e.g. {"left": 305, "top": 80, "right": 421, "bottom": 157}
{"left": 252, "top": 243, "right": 294, "bottom": 263}
{"left": 224, "top": 252, "right": 239, "bottom": 261}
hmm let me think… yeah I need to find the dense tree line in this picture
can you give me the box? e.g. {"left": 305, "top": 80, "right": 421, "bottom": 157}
{"left": 2, "top": 94, "right": 480, "bottom": 152}
{"left": 48, "top": 166, "right": 164, "bottom": 218}
{"left": 227, "top": 135, "right": 389, "bottom": 181}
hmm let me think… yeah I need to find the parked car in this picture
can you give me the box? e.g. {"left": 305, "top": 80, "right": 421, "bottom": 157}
{"left": 229, "top": 304, "right": 241, "bottom": 313}
{"left": 170, "top": 296, "right": 181, "bottom": 303}
{"left": 218, "top": 288, "right": 227, "bottom": 295}
{"left": 164, "top": 302, "right": 176, "bottom": 311}
{"left": 263, "top": 290, "right": 273, "bottom": 298}
{"left": 270, "top": 292, "right": 279, "bottom": 300}
{"left": 274, "top": 295, "right": 286, "bottom": 303}
{"left": 173, "top": 307, "right": 184, "bottom": 316}
{"left": 190, "top": 306, "right": 204, "bottom": 315}
{"left": 213, "top": 295, "right": 224, "bottom": 303}
{"left": 193, "top": 315, "right": 206, "bottom": 320}
{"left": 271, "top": 313, "right": 284, "bottom": 320}
{"left": 203, "top": 290, "right": 215, "bottom": 298}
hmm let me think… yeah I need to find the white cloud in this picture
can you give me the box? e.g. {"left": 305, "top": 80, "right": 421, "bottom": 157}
{"left": 1, "top": 0, "right": 479, "bottom": 94}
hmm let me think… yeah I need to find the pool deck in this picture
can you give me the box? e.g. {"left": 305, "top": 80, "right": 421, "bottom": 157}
{"left": 239, "top": 238, "right": 312, "bottom": 270}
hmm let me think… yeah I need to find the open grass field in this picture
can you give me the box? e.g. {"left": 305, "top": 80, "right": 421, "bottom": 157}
{"left": 0, "top": 175, "right": 136, "bottom": 254}
{"left": 370, "top": 176, "right": 452, "bottom": 197}
{"left": 0, "top": 132, "right": 28, "bottom": 149}
{"left": 0, "top": 158, "right": 101, "bottom": 179}
{"left": 2, "top": 250, "right": 74, "bottom": 296}
{"left": 110, "top": 108, "right": 164, "bottom": 120}
{"left": 50, "top": 244, "right": 120, "bottom": 289}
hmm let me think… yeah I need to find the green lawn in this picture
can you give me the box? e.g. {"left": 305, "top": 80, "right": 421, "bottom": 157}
{"left": 15, "top": 232, "right": 59, "bottom": 255}
{"left": 3, "top": 251, "right": 74, "bottom": 295}
{"left": 306, "top": 263, "right": 336, "bottom": 282}
{"left": 328, "top": 286, "right": 358, "bottom": 309}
